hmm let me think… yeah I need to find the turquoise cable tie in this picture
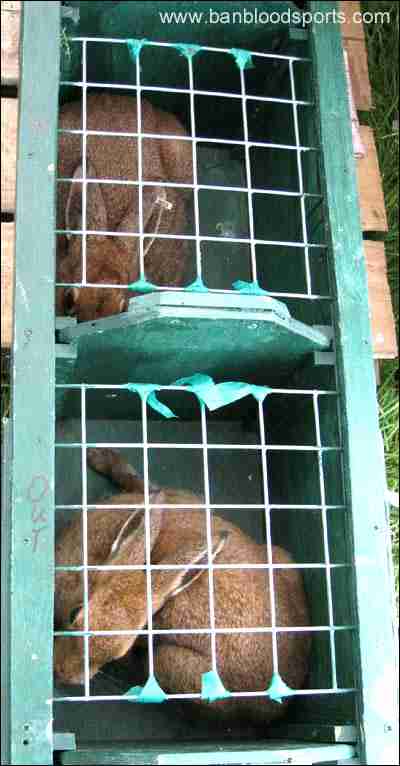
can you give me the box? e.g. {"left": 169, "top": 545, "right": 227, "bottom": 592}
{"left": 125, "top": 674, "right": 167, "bottom": 703}
{"left": 218, "top": 381, "right": 272, "bottom": 405}
{"left": 128, "top": 278, "right": 158, "bottom": 293}
{"left": 173, "top": 374, "right": 271, "bottom": 411}
{"left": 201, "top": 670, "right": 231, "bottom": 703}
{"left": 185, "top": 276, "right": 209, "bottom": 293}
{"left": 126, "top": 376, "right": 271, "bottom": 418}
{"left": 147, "top": 390, "right": 177, "bottom": 419}
{"left": 232, "top": 280, "right": 291, "bottom": 319}
{"left": 230, "top": 48, "right": 254, "bottom": 71}
{"left": 126, "top": 38, "right": 148, "bottom": 59}
{"left": 125, "top": 383, "right": 178, "bottom": 419}
{"left": 266, "top": 672, "right": 295, "bottom": 704}
{"left": 125, "top": 684, "right": 143, "bottom": 699}
{"left": 232, "top": 279, "right": 270, "bottom": 296}
{"left": 175, "top": 42, "right": 202, "bottom": 59}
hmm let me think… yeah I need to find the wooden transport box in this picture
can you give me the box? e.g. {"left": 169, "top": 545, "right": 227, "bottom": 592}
{"left": 1, "top": 2, "right": 398, "bottom": 765}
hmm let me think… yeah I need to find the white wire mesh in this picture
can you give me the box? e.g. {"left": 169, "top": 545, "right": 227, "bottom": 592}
{"left": 53, "top": 37, "right": 353, "bottom": 709}
{"left": 56, "top": 38, "right": 326, "bottom": 298}
{"left": 55, "top": 382, "right": 353, "bottom": 702}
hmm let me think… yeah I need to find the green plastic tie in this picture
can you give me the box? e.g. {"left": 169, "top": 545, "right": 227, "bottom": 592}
{"left": 175, "top": 42, "right": 202, "bottom": 59}
{"left": 125, "top": 383, "right": 177, "bottom": 419}
{"left": 232, "top": 280, "right": 290, "bottom": 319}
{"left": 125, "top": 376, "right": 271, "bottom": 419}
{"left": 201, "top": 670, "right": 231, "bottom": 702}
{"left": 230, "top": 48, "right": 254, "bottom": 70}
{"left": 128, "top": 278, "right": 158, "bottom": 293}
{"left": 266, "top": 672, "right": 295, "bottom": 704}
{"left": 147, "top": 390, "right": 177, "bottom": 419}
{"left": 185, "top": 276, "right": 209, "bottom": 293}
{"left": 125, "top": 674, "right": 167, "bottom": 703}
{"left": 232, "top": 279, "right": 270, "bottom": 296}
{"left": 174, "top": 374, "right": 271, "bottom": 411}
{"left": 126, "top": 38, "right": 148, "bottom": 59}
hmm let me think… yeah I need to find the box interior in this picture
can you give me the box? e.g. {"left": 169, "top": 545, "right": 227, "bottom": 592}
{"left": 54, "top": 1, "right": 357, "bottom": 753}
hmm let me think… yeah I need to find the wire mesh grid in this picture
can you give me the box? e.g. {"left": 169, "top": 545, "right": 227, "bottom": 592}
{"left": 55, "top": 38, "right": 329, "bottom": 302}
{"left": 53, "top": 383, "right": 354, "bottom": 704}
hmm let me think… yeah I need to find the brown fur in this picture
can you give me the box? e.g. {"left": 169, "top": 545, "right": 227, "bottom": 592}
{"left": 56, "top": 93, "right": 193, "bottom": 321}
{"left": 54, "top": 448, "right": 310, "bottom": 723}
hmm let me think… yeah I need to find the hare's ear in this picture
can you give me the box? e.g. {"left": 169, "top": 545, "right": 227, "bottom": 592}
{"left": 118, "top": 187, "right": 172, "bottom": 256}
{"left": 159, "top": 531, "right": 229, "bottom": 606}
{"left": 66, "top": 160, "right": 108, "bottom": 234}
{"left": 142, "top": 187, "right": 173, "bottom": 257}
{"left": 107, "top": 494, "right": 165, "bottom": 565}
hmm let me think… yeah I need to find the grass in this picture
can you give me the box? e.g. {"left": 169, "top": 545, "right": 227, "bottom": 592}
{"left": 362, "top": 1, "right": 399, "bottom": 602}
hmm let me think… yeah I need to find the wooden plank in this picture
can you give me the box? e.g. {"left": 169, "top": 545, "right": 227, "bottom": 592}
{"left": 7, "top": 1, "right": 61, "bottom": 763}
{"left": 1, "top": 223, "right": 14, "bottom": 348}
{"left": 1, "top": 1, "right": 21, "bottom": 85}
{"left": 340, "top": 1, "right": 366, "bottom": 41}
{"left": 310, "top": 6, "right": 398, "bottom": 765}
{"left": 364, "top": 240, "right": 398, "bottom": 359}
{"left": 340, "top": 2, "right": 373, "bottom": 110}
{"left": 342, "top": 37, "right": 373, "bottom": 110}
{"left": 357, "top": 125, "right": 388, "bottom": 231}
{"left": 1, "top": 98, "right": 18, "bottom": 213}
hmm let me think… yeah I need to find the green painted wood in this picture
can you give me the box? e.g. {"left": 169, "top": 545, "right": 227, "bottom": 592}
{"left": 8, "top": 2, "right": 61, "bottom": 764}
{"left": 55, "top": 344, "right": 77, "bottom": 416}
{"left": 1, "top": 419, "right": 12, "bottom": 766}
{"left": 310, "top": 3, "right": 398, "bottom": 764}
{"left": 60, "top": 741, "right": 356, "bottom": 765}
{"left": 265, "top": 724, "right": 357, "bottom": 744}
{"left": 56, "top": 292, "right": 329, "bottom": 396}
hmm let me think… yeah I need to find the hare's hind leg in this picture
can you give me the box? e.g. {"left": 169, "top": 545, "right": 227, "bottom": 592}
{"left": 154, "top": 644, "right": 209, "bottom": 696}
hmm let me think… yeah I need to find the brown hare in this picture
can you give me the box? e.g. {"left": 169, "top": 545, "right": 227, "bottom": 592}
{"left": 56, "top": 93, "right": 193, "bottom": 322}
{"left": 54, "top": 448, "right": 310, "bottom": 722}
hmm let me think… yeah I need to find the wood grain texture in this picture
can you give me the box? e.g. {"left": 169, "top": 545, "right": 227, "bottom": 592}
{"left": 1, "top": 97, "right": 18, "bottom": 213}
{"left": 7, "top": 2, "right": 60, "bottom": 764}
{"left": 342, "top": 37, "right": 373, "bottom": 110}
{"left": 357, "top": 125, "right": 388, "bottom": 231}
{"left": 1, "top": 1, "right": 21, "bottom": 85}
{"left": 1, "top": 223, "right": 14, "bottom": 347}
{"left": 340, "top": 1, "right": 366, "bottom": 41}
{"left": 364, "top": 240, "right": 398, "bottom": 359}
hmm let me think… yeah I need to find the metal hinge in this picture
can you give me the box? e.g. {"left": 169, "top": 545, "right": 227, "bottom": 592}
{"left": 61, "top": 5, "right": 80, "bottom": 24}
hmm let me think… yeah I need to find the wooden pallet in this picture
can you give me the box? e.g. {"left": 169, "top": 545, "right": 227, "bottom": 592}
{"left": 1, "top": 0, "right": 397, "bottom": 360}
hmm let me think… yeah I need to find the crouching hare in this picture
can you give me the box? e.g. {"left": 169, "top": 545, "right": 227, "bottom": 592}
{"left": 57, "top": 93, "right": 193, "bottom": 322}
{"left": 54, "top": 448, "right": 310, "bottom": 723}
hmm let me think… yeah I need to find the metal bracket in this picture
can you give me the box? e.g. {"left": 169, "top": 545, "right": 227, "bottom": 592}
{"left": 313, "top": 325, "right": 335, "bottom": 366}
{"left": 53, "top": 732, "right": 76, "bottom": 751}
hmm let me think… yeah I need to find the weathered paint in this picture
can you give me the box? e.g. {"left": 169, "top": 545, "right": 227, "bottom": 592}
{"left": 6, "top": 2, "right": 61, "bottom": 764}
{"left": 310, "top": 2, "right": 398, "bottom": 764}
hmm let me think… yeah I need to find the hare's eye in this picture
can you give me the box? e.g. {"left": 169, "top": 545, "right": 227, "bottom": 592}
{"left": 69, "top": 605, "right": 82, "bottom": 624}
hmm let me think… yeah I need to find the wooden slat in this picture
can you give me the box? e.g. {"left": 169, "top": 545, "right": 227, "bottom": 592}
{"left": 1, "top": 222, "right": 14, "bottom": 348}
{"left": 1, "top": 1, "right": 21, "bottom": 86}
{"left": 340, "top": 1, "right": 373, "bottom": 110}
{"left": 1, "top": 97, "right": 18, "bottom": 213}
{"left": 357, "top": 126, "right": 388, "bottom": 231}
{"left": 340, "top": 1, "right": 367, "bottom": 41}
{"left": 342, "top": 37, "right": 373, "bottom": 111}
{"left": 364, "top": 240, "right": 398, "bottom": 359}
